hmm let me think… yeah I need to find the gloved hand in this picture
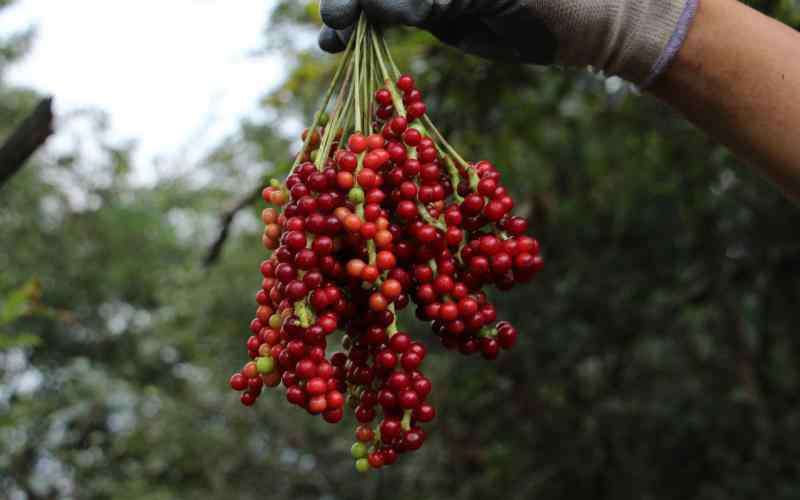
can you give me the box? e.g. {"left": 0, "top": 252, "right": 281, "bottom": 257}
{"left": 318, "top": 0, "right": 699, "bottom": 86}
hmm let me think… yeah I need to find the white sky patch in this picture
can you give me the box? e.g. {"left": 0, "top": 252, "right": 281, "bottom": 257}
{"left": 4, "top": 0, "right": 284, "bottom": 183}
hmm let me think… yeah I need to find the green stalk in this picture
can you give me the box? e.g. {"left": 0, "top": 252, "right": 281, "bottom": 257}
{"left": 294, "top": 301, "right": 316, "bottom": 328}
{"left": 417, "top": 202, "right": 446, "bottom": 231}
{"left": 362, "top": 23, "right": 373, "bottom": 129}
{"left": 370, "top": 28, "right": 406, "bottom": 116}
{"left": 367, "top": 240, "right": 376, "bottom": 266}
{"left": 387, "top": 304, "right": 399, "bottom": 336}
{"left": 291, "top": 34, "right": 355, "bottom": 172}
{"left": 315, "top": 61, "right": 355, "bottom": 170}
{"left": 353, "top": 15, "right": 366, "bottom": 133}
{"left": 377, "top": 34, "right": 402, "bottom": 81}
{"left": 401, "top": 410, "right": 412, "bottom": 431}
{"left": 445, "top": 155, "right": 465, "bottom": 204}
{"left": 362, "top": 18, "right": 372, "bottom": 131}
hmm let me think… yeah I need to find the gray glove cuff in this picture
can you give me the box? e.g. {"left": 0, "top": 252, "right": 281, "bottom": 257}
{"left": 639, "top": 0, "right": 700, "bottom": 87}
{"left": 551, "top": 0, "right": 699, "bottom": 85}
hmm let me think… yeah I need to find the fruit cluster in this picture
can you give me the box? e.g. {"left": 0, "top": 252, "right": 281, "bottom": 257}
{"left": 228, "top": 19, "right": 542, "bottom": 472}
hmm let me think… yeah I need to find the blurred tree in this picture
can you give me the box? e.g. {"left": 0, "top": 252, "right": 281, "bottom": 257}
{"left": 2, "top": 1, "right": 799, "bottom": 499}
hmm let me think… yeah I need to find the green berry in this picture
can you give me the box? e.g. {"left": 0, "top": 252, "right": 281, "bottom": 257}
{"left": 355, "top": 458, "right": 370, "bottom": 473}
{"left": 348, "top": 187, "right": 365, "bottom": 204}
{"left": 256, "top": 356, "right": 274, "bottom": 374}
{"left": 318, "top": 112, "right": 330, "bottom": 127}
{"left": 350, "top": 442, "right": 368, "bottom": 459}
{"left": 268, "top": 314, "right": 282, "bottom": 329}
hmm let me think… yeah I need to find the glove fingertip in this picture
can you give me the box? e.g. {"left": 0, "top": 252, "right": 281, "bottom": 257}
{"left": 362, "top": 0, "right": 432, "bottom": 26}
{"left": 320, "top": 0, "right": 360, "bottom": 30}
{"left": 319, "top": 26, "right": 347, "bottom": 53}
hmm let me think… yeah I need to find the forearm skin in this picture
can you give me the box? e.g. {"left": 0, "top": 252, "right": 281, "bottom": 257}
{"left": 650, "top": 0, "right": 800, "bottom": 202}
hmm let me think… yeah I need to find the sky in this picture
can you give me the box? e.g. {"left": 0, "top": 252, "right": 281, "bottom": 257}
{"left": 5, "top": 0, "right": 285, "bottom": 181}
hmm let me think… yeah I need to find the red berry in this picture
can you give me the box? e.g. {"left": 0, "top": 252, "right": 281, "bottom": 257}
{"left": 356, "top": 425, "right": 375, "bottom": 442}
{"left": 390, "top": 333, "right": 411, "bottom": 353}
{"left": 401, "top": 352, "right": 422, "bottom": 371}
{"left": 240, "top": 391, "right": 257, "bottom": 406}
{"left": 376, "top": 251, "right": 397, "bottom": 271}
{"left": 399, "top": 390, "right": 420, "bottom": 409}
{"left": 366, "top": 133, "right": 385, "bottom": 150}
{"left": 498, "top": 325, "right": 518, "bottom": 349}
{"left": 414, "top": 403, "right": 436, "bottom": 422}
{"left": 323, "top": 408, "right": 344, "bottom": 423}
{"left": 397, "top": 74, "right": 415, "bottom": 92}
{"left": 390, "top": 116, "right": 408, "bottom": 135}
{"left": 229, "top": 373, "right": 247, "bottom": 391}
{"left": 338, "top": 151, "right": 358, "bottom": 171}
{"left": 412, "top": 377, "right": 432, "bottom": 398}
{"left": 402, "top": 128, "right": 422, "bottom": 146}
{"left": 326, "top": 390, "right": 345, "bottom": 409}
{"left": 407, "top": 101, "right": 427, "bottom": 119}
{"left": 306, "top": 377, "right": 327, "bottom": 396}
{"left": 355, "top": 405, "right": 376, "bottom": 423}
{"left": 375, "top": 88, "right": 393, "bottom": 106}
{"left": 368, "top": 452, "right": 385, "bottom": 469}
{"left": 387, "top": 372, "right": 410, "bottom": 391}
{"left": 348, "top": 133, "right": 367, "bottom": 153}
{"left": 380, "top": 419, "right": 402, "bottom": 440}
{"left": 439, "top": 302, "right": 459, "bottom": 321}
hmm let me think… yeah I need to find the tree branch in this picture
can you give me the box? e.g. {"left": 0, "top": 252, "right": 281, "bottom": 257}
{"left": 0, "top": 96, "right": 55, "bottom": 188}
{"left": 203, "top": 186, "right": 262, "bottom": 267}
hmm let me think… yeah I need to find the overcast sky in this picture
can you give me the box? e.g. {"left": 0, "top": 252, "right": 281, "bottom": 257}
{"left": 5, "top": 0, "right": 284, "bottom": 179}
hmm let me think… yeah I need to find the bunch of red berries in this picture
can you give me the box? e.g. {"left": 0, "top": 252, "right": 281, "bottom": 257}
{"left": 228, "top": 18, "right": 542, "bottom": 472}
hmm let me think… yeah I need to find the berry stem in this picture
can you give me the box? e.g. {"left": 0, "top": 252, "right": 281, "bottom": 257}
{"left": 377, "top": 30, "right": 402, "bottom": 81}
{"left": 371, "top": 28, "right": 407, "bottom": 117}
{"left": 367, "top": 239, "right": 377, "bottom": 266}
{"left": 294, "top": 301, "right": 315, "bottom": 328}
{"left": 444, "top": 156, "right": 465, "bottom": 204}
{"left": 401, "top": 410, "right": 412, "bottom": 431}
{"left": 387, "top": 303, "right": 398, "bottom": 337}
{"left": 417, "top": 202, "right": 447, "bottom": 231}
{"left": 353, "top": 14, "right": 367, "bottom": 133}
{"left": 291, "top": 33, "right": 355, "bottom": 172}
{"left": 315, "top": 63, "right": 355, "bottom": 170}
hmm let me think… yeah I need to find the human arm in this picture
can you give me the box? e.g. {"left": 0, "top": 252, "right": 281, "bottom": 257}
{"left": 649, "top": 0, "right": 800, "bottom": 201}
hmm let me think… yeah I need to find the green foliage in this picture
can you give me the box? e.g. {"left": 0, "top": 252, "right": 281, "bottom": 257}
{"left": 0, "top": 0, "right": 33, "bottom": 76}
{"left": 2, "top": 1, "right": 800, "bottom": 499}
{"left": 0, "top": 280, "right": 43, "bottom": 349}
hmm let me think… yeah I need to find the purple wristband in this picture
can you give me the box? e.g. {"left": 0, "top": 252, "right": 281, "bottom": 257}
{"left": 641, "top": 0, "right": 700, "bottom": 88}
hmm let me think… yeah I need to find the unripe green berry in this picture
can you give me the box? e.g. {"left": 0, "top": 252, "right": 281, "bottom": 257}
{"left": 348, "top": 187, "right": 365, "bottom": 204}
{"left": 355, "top": 458, "right": 370, "bottom": 473}
{"left": 350, "top": 442, "right": 368, "bottom": 459}
{"left": 478, "top": 326, "right": 497, "bottom": 338}
{"left": 256, "top": 356, "right": 274, "bottom": 374}
{"left": 268, "top": 314, "right": 282, "bottom": 329}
